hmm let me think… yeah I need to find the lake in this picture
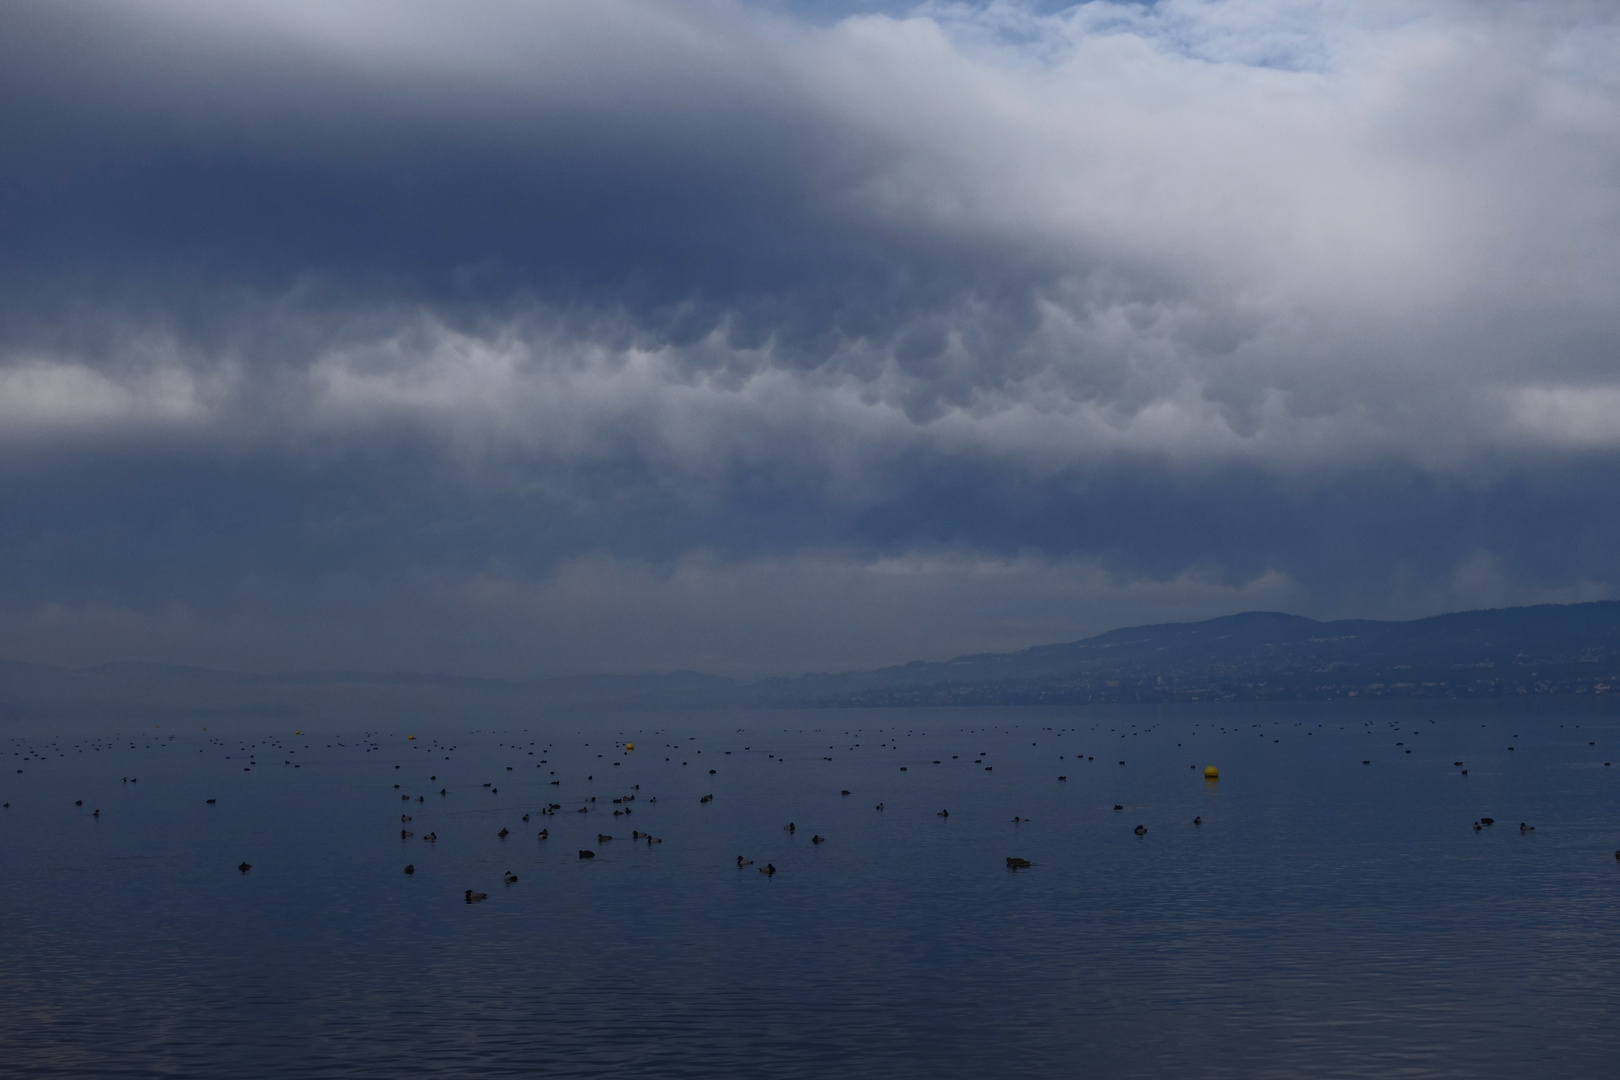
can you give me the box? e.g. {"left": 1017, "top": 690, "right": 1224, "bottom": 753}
{"left": 2, "top": 702, "right": 1617, "bottom": 1078}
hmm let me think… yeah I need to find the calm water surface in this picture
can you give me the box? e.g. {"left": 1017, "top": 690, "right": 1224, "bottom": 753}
{"left": 2, "top": 703, "right": 1618, "bottom": 1078}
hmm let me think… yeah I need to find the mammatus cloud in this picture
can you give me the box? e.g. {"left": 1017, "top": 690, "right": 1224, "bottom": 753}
{"left": 0, "top": 1, "right": 1618, "bottom": 673}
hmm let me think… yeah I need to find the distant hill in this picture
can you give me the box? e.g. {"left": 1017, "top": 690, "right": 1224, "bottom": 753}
{"left": 758, "top": 602, "right": 1620, "bottom": 706}
{"left": 5, "top": 602, "right": 1620, "bottom": 720}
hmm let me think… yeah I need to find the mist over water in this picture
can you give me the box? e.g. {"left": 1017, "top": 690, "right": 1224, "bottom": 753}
{"left": 3, "top": 702, "right": 1618, "bottom": 1078}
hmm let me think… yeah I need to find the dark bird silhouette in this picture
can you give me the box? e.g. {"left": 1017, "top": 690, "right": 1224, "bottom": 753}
{"left": 785, "top": 822, "right": 796, "bottom": 832}
{"left": 404, "top": 864, "right": 415, "bottom": 874}
{"left": 401, "top": 814, "right": 412, "bottom": 822}
{"left": 1193, "top": 816, "right": 1202, "bottom": 825}
{"left": 875, "top": 803, "right": 884, "bottom": 811}
{"left": 75, "top": 800, "right": 82, "bottom": 806}
{"left": 1134, "top": 825, "right": 1147, "bottom": 835}
{"left": 937, "top": 809, "right": 949, "bottom": 817}
{"left": 841, "top": 790, "right": 850, "bottom": 795}
{"left": 760, "top": 863, "right": 776, "bottom": 876}
{"left": 579, "top": 850, "right": 596, "bottom": 859}
{"left": 1481, "top": 817, "right": 1495, "bottom": 826}
{"left": 1113, "top": 805, "right": 1123, "bottom": 811}
{"left": 537, "top": 829, "right": 548, "bottom": 840}
{"left": 206, "top": 799, "right": 216, "bottom": 804}
{"left": 1520, "top": 822, "right": 1535, "bottom": 832}
{"left": 504, "top": 871, "right": 518, "bottom": 884}
{"left": 465, "top": 890, "right": 487, "bottom": 902}
{"left": 738, "top": 855, "right": 753, "bottom": 867}
{"left": 424, "top": 832, "right": 437, "bottom": 842}
{"left": 497, "top": 828, "right": 509, "bottom": 838}
{"left": 597, "top": 833, "right": 613, "bottom": 842}
{"left": 1006, "top": 857, "right": 1031, "bottom": 869}
{"left": 238, "top": 862, "right": 252, "bottom": 873}
{"left": 401, "top": 829, "right": 414, "bottom": 839}
{"left": 812, "top": 835, "right": 825, "bottom": 844}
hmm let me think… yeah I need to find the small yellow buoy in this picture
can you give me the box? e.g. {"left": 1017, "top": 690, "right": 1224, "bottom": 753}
{"left": 626, "top": 742, "right": 634, "bottom": 751}
{"left": 408, "top": 735, "right": 415, "bottom": 740}
{"left": 1203, "top": 765, "right": 1220, "bottom": 780}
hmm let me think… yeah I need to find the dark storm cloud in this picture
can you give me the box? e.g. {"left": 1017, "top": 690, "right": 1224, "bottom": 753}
{"left": 2, "top": 0, "right": 1619, "bottom": 674}
{"left": 0, "top": 0, "right": 1046, "bottom": 380}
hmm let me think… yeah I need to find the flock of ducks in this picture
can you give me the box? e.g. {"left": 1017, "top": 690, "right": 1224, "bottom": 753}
{"left": 5, "top": 724, "right": 1610, "bottom": 890}
{"left": 419, "top": 780, "right": 1555, "bottom": 890}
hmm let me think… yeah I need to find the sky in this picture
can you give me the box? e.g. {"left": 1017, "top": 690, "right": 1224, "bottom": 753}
{"left": 2, "top": 0, "right": 1619, "bottom": 677}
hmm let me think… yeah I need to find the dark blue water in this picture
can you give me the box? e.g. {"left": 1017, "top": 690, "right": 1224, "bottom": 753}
{"left": 2, "top": 703, "right": 1618, "bottom": 1078}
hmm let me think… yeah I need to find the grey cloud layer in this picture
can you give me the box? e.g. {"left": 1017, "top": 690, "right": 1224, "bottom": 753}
{"left": 2, "top": 0, "right": 1619, "bottom": 673}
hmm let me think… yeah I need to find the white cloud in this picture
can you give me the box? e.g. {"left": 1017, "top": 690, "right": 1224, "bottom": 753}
{"left": 1507, "top": 386, "right": 1620, "bottom": 449}
{"left": 0, "top": 358, "right": 209, "bottom": 436}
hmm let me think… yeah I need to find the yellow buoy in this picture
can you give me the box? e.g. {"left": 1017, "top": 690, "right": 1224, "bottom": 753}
{"left": 626, "top": 742, "right": 635, "bottom": 751}
{"left": 1203, "top": 765, "right": 1220, "bottom": 780}
{"left": 408, "top": 735, "right": 416, "bottom": 740}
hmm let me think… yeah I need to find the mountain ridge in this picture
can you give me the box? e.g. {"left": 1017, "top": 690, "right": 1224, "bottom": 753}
{"left": 6, "top": 601, "right": 1620, "bottom": 717}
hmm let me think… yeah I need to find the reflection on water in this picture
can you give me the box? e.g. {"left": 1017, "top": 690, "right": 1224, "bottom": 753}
{"left": 2, "top": 703, "right": 1618, "bottom": 1078}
